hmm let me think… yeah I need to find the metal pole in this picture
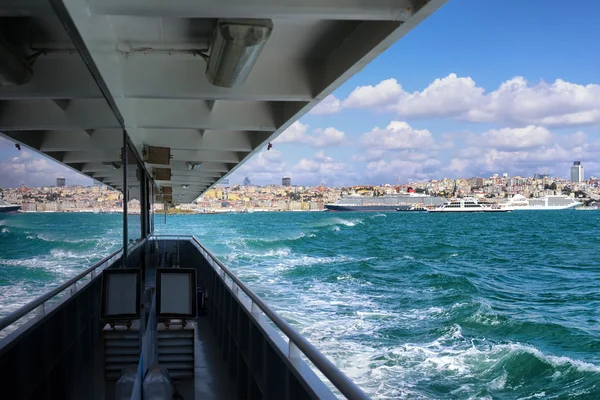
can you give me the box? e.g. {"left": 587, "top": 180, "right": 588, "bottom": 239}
{"left": 141, "top": 174, "right": 147, "bottom": 238}
{"left": 122, "top": 131, "right": 128, "bottom": 264}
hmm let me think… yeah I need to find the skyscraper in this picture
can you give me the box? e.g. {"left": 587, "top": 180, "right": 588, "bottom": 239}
{"left": 570, "top": 161, "right": 584, "bottom": 183}
{"left": 56, "top": 177, "right": 66, "bottom": 187}
{"left": 282, "top": 177, "right": 291, "bottom": 186}
{"left": 243, "top": 176, "right": 251, "bottom": 186}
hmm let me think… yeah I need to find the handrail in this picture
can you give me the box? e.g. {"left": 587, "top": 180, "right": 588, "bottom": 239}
{"left": 186, "top": 236, "right": 370, "bottom": 400}
{"left": 131, "top": 292, "right": 157, "bottom": 400}
{"left": 0, "top": 247, "right": 123, "bottom": 332}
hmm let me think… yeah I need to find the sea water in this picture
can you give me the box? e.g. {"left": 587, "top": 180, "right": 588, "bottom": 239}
{"left": 1, "top": 211, "right": 599, "bottom": 399}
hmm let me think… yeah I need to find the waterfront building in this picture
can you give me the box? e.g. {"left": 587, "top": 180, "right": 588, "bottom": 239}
{"left": 571, "top": 161, "right": 584, "bottom": 183}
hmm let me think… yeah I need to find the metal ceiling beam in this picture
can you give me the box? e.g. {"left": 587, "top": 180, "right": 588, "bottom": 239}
{"left": 39, "top": 129, "right": 120, "bottom": 151}
{"left": 158, "top": 179, "right": 215, "bottom": 186}
{"left": 88, "top": 0, "right": 418, "bottom": 21}
{"left": 123, "top": 99, "right": 280, "bottom": 131}
{"left": 121, "top": 59, "right": 316, "bottom": 101}
{"left": 170, "top": 149, "right": 243, "bottom": 164}
{"left": 169, "top": 170, "right": 224, "bottom": 179}
{"left": 163, "top": 161, "right": 232, "bottom": 173}
{"left": 126, "top": 129, "right": 271, "bottom": 152}
{"left": 0, "top": 100, "right": 120, "bottom": 131}
{"left": 0, "top": 57, "right": 103, "bottom": 100}
{"left": 80, "top": 162, "right": 122, "bottom": 173}
{"left": 3, "top": 128, "right": 267, "bottom": 154}
{"left": 61, "top": 151, "right": 121, "bottom": 163}
{"left": 0, "top": 98, "right": 281, "bottom": 131}
{"left": 0, "top": 57, "right": 317, "bottom": 102}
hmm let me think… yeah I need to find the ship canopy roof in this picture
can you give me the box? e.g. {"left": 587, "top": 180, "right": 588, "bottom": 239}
{"left": 0, "top": 0, "right": 446, "bottom": 203}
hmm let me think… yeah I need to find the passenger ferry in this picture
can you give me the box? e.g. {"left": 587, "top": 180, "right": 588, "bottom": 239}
{"left": 499, "top": 194, "right": 582, "bottom": 210}
{"left": 429, "top": 198, "right": 513, "bottom": 213}
{"left": 0, "top": 1, "right": 446, "bottom": 398}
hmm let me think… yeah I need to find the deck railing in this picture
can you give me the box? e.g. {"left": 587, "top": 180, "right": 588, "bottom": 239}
{"left": 152, "top": 234, "right": 370, "bottom": 400}
{"left": 0, "top": 247, "right": 123, "bottom": 334}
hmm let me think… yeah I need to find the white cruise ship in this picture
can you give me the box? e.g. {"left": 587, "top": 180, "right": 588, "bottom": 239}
{"left": 500, "top": 194, "right": 582, "bottom": 210}
{"left": 429, "top": 197, "right": 512, "bottom": 213}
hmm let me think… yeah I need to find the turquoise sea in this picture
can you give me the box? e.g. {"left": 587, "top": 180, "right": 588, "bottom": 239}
{"left": 1, "top": 211, "right": 600, "bottom": 399}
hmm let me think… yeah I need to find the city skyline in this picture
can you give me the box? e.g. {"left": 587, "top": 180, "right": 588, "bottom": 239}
{"left": 1, "top": 165, "right": 595, "bottom": 191}
{"left": 1, "top": 1, "right": 599, "bottom": 188}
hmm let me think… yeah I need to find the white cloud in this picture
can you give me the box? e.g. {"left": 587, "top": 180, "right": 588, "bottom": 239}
{"left": 310, "top": 95, "right": 342, "bottom": 115}
{"left": 290, "top": 151, "right": 351, "bottom": 185}
{"left": 274, "top": 121, "right": 345, "bottom": 147}
{"left": 238, "top": 149, "right": 285, "bottom": 174}
{"left": 360, "top": 121, "right": 435, "bottom": 150}
{"left": 396, "top": 74, "right": 484, "bottom": 118}
{"left": 476, "top": 125, "right": 553, "bottom": 150}
{"left": 274, "top": 121, "right": 309, "bottom": 144}
{"left": 366, "top": 158, "right": 441, "bottom": 183}
{"left": 310, "top": 128, "right": 345, "bottom": 147}
{"left": 343, "top": 78, "right": 403, "bottom": 109}
{"left": 447, "top": 158, "right": 470, "bottom": 172}
{"left": 351, "top": 149, "right": 384, "bottom": 162}
{"left": 231, "top": 149, "right": 288, "bottom": 185}
{"left": 470, "top": 77, "right": 600, "bottom": 126}
{"left": 0, "top": 145, "right": 92, "bottom": 188}
{"left": 341, "top": 74, "right": 600, "bottom": 127}
{"left": 566, "top": 131, "right": 587, "bottom": 147}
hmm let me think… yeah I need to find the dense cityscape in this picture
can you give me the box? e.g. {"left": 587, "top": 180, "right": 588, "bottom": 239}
{"left": 1, "top": 162, "right": 598, "bottom": 213}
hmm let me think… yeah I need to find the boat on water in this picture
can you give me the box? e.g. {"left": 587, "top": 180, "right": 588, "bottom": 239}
{"left": 396, "top": 204, "right": 428, "bottom": 212}
{"left": 0, "top": 199, "right": 21, "bottom": 213}
{"left": 429, "top": 197, "right": 513, "bottom": 213}
{"left": 325, "top": 193, "right": 445, "bottom": 212}
{"left": 499, "top": 194, "right": 582, "bottom": 210}
{"left": 0, "top": 1, "right": 446, "bottom": 398}
{"left": 576, "top": 201, "right": 600, "bottom": 210}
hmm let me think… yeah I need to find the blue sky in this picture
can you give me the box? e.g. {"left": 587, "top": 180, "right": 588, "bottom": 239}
{"left": 2, "top": 0, "right": 600, "bottom": 188}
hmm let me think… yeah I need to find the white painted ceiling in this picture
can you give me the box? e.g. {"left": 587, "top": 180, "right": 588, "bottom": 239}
{"left": 0, "top": 0, "right": 446, "bottom": 203}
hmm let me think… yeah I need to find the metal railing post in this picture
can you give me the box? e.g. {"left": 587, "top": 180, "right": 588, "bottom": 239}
{"left": 36, "top": 304, "right": 45, "bottom": 318}
{"left": 289, "top": 342, "right": 301, "bottom": 359}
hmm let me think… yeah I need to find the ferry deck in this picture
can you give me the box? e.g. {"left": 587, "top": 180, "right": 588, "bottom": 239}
{"left": 0, "top": 0, "right": 445, "bottom": 398}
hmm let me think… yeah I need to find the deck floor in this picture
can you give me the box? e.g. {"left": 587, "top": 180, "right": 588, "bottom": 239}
{"left": 176, "top": 315, "right": 236, "bottom": 400}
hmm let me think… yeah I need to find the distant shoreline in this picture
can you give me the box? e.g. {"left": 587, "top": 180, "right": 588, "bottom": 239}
{"left": 17, "top": 209, "right": 327, "bottom": 215}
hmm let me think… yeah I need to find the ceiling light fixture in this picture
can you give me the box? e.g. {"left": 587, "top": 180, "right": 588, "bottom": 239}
{"left": 181, "top": 185, "right": 189, "bottom": 189}
{"left": 206, "top": 19, "right": 273, "bottom": 88}
{"left": 186, "top": 162, "right": 201, "bottom": 170}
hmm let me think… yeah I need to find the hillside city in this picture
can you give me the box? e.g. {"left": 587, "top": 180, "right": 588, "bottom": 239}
{"left": 1, "top": 164, "right": 599, "bottom": 213}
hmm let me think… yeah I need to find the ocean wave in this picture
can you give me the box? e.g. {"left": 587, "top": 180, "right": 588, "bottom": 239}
{"left": 336, "top": 218, "right": 363, "bottom": 227}
{"left": 50, "top": 249, "right": 84, "bottom": 259}
{"left": 37, "top": 233, "right": 101, "bottom": 244}
{"left": 321, "top": 328, "right": 600, "bottom": 398}
{"left": 237, "top": 232, "right": 318, "bottom": 250}
{"left": 314, "top": 217, "right": 364, "bottom": 228}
